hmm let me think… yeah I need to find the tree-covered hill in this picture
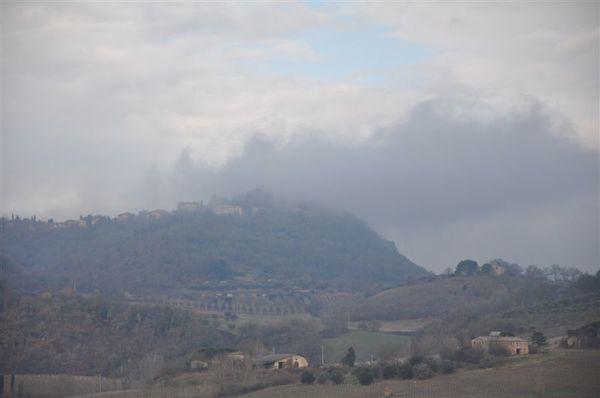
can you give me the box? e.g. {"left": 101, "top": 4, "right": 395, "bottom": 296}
{"left": 0, "top": 193, "right": 428, "bottom": 295}
{"left": 0, "top": 292, "right": 229, "bottom": 376}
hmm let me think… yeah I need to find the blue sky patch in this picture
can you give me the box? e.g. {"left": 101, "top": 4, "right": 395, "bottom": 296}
{"left": 237, "top": 19, "right": 432, "bottom": 87}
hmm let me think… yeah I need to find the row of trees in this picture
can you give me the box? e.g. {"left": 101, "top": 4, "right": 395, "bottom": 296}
{"left": 450, "top": 258, "right": 586, "bottom": 282}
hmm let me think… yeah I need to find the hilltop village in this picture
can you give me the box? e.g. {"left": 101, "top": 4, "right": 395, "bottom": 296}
{"left": 2, "top": 195, "right": 249, "bottom": 230}
{"left": 1, "top": 192, "right": 599, "bottom": 397}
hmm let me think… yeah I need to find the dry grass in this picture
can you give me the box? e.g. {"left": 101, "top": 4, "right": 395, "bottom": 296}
{"left": 349, "top": 318, "right": 434, "bottom": 333}
{"left": 497, "top": 301, "right": 600, "bottom": 337}
{"left": 356, "top": 275, "right": 512, "bottom": 321}
{"left": 238, "top": 350, "right": 600, "bottom": 398}
{"left": 70, "top": 349, "right": 600, "bottom": 398}
{"left": 322, "top": 330, "right": 411, "bottom": 363}
{"left": 234, "top": 312, "right": 318, "bottom": 327}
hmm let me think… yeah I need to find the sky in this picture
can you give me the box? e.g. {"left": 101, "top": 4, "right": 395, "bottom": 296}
{"left": 1, "top": 2, "right": 598, "bottom": 273}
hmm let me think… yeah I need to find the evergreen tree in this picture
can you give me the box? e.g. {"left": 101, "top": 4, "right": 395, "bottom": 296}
{"left": 341, "top": 346, "right": 356, "bottom": 367}
{"left": 455, "top": 259, "right": 479, "bottom": 276}
{"left": 300, "top": 371, "right": 315, "bottom": 384}
{"left": 531, "top": 331, "right": 547, "bottom": 346}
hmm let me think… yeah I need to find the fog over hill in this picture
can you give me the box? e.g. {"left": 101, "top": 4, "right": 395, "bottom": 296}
{"left": 3, "top": 2, "right": 598, "bottom": 273}
{"left": 0, "top": 191, "right": 428, "bottom": 294}
{"left": 1, "top": 3, "right": 599, "bottom": 396}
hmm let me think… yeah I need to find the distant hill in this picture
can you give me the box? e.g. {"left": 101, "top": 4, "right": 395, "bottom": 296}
{"left": 353, "top": 272, "right": 579, "bottom": 321}
{"left": 354, "top": 271, "right": 600, "bottom": 339}
{"left": 0, "top": 191, "right": 428, "bottom": 295}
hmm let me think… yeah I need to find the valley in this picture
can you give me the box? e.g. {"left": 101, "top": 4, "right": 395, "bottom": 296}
{"left": 1, "top": 196, "right": 599, "bottom": 398}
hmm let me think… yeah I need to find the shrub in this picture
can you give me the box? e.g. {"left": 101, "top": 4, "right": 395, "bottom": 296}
{"left": 316, "top": 372, "right": 329, "bottom": 384}
{"left": 356, "top": 367, "right": 376, "bottom": 385}
{"left": 397, "top": 362, "right": 413, "bottom": 379}
{"left": 423, "top": 356, "right": 442, "bottom": 373}
{"left": 479, "top": 353, "right": 497, "bottom": 369}
{"left": 382, "top": 364, "right": 398, "bottom": 379}
{"left": 440, "top": 346, "right": 459, "bottom": 361}
{"left": 412, "top": 363, "right": 434, "bottom": 379}
{"left": 329, "top": 369, "right": 345, "bottom": 385}
{"left": 452, "top": 346, "right": 483, "bottom": 364}
{"left": 408, "top": 355, "right": 424, "bottom": 365}
{"left": 300, "top": 371, "right": 315, "bottom": 385}
{"left": 440, "top": 360, "right": 455, "bottom": 374}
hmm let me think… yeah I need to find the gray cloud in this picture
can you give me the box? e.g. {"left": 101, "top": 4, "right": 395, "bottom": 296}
{"left": 1, "top": 3, "right": 598, "bottom": 274}
{"left": 153, "top": 98, "right": 598, "bottom": 272}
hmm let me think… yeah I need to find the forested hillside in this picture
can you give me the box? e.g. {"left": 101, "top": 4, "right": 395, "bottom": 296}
{"left": 0, "top": 292, "right": 230, "bottom": 377}
{"left": 0, "top": 193, "right": 428, "bottom": 295}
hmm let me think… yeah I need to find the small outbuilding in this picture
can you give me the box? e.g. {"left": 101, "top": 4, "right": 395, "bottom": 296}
{"left": 226, "top": 351, "right": 246, "bottom": 361}
{"left": 566, "top": 322, "right": 600, "bottom": 349}
{"left": 190, "top": 360, "right": 208, "bottom": 370}
{"left": 254, "top": 354, "right": 308, "bottom": 370}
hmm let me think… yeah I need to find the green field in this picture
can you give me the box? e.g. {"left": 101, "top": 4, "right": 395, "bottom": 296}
{"left": 322, "top": 330, "right": 411, "bottom": 363}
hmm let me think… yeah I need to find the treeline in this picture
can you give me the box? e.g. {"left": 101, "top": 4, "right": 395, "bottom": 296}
{"left": 355, "top": 258, "right": 598, "bottom": 323}
{"left": 451, "top": 258, "right": 589, "bottom": 284}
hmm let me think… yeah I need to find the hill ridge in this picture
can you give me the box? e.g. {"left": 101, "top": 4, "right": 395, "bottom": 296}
{"left": 0, "top": 195, "right": 428, "bottom": 295}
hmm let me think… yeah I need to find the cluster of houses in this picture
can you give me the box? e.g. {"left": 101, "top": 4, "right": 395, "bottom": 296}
{"left": 38, "top": 196, "right": 247, "bottom": 229}
{"left": 176, "top": 197, "right": 244, "bottom": 216}
{"left": 119, "top": 196, "right": 245, "bottom": 221}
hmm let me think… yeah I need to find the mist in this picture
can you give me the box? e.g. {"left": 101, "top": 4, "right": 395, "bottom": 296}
{"left": 136, "top": 97, "right": 598, "bottom": 273}
{"left": 2, "top": 2, "right": 598, "bottom": 273}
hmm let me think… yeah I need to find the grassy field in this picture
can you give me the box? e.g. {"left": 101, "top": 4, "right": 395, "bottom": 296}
{"left": 322, "top": 330, "right": 411, "bottom": 363}
{"left": 234, "top": 312, "right": 319, "bottom": 327}
{"left": 237, "top": 350, "right": 600, "bottom": 398}
{"left": 349, "top": 318, "right": 434, "bottom": 333}
{"left": 356, "top": 276, "right": 512, "bottom": 320}
{"left": 72, "top": 350, "right": 600, "bottom": 398}
{"left": 495, "top": 295, "right": 600, "bottom": 337}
